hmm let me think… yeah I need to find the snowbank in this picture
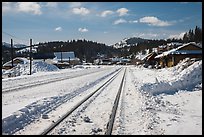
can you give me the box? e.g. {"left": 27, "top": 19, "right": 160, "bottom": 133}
{"left": 73, "top": 65, "right": 100, "bottom": 69}
{"left": 2, "top": 61, "right": 59, "bottom": 78}
{"left": 172, "top": 58, "right": 198, "bottom": 75}
{"left": 140, "top": 60, "right": 202, "bottom": 95}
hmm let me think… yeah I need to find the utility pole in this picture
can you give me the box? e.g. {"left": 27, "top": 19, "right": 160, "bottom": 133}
{"left": 11, "top": 39, "right": 14, "bottom": 68}
{"left": 61, "top": 45, "right": 63, "bottom": 63}
{"left": 69, "top": 57, "right": 71, "bottom": 66}
{"left": 30, "top": 39, "right": 32, "bottom": 75}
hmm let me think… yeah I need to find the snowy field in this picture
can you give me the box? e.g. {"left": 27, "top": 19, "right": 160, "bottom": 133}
{"left": 2, "top": 59, "right": 202, "bottom": 135}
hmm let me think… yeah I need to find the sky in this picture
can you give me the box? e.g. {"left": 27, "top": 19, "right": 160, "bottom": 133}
{"left": 2, "top": 2, "right": 202, "bottom": 46}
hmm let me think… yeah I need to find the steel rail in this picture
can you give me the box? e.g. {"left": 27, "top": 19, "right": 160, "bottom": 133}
{"left": 105, "top": 67, "right": 126, "bottom": 135}
{"left": 40, "top": 68, "right": 123, "bottom": 135}
{"left": 2, "top": 68, "right": 118, "bottom": 93}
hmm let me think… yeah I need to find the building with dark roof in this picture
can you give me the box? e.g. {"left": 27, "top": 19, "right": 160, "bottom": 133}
{"left": 155, "top": 42, "right": 202, "bottom": 68}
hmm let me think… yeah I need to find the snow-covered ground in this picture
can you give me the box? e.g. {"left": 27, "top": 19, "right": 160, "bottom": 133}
{"left": 2, "top": 59, "right": 202, "bottom": 135}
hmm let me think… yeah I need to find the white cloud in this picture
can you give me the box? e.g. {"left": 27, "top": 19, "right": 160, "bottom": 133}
{"left": 116, "top": 8, "right": 129, "bottom": 16}
{"left": 168, "top": 32, "right": 185, "bottom": 39}
{"left": 45, "top": 2, "right": 58, "bottom": 8}
{"left": 101, "top": 10, "right": 114, "bottom": 17}
{"left": 16, "top": 2, "right": 42, "bottom": 15}
{"left": 2, "top": 2, "right": 12, "bottom": 14}
{"left": 69, "top": 2, "right": 82, "bottom": 8}
{"left": 113, "top": 19, "right": 127, "bottom": 25}
{"left": 72, "top": 7, "right": 90, "bottom": 15}
{"left": 129, "top": 20, "right": 138, "bottom": 23}
{"left": 139, "top": 33, "right": 158, "bottom": 38}
{"left": 139, "top": 16, "right": 172, "bottom": 27}
{"left": 180, "top": 2, "right": 189, "bottom": 4}
{"left": 55, "top": 27, "right": 62, "bottom": 31}
{"left": 78, "top": 28, "right": 88, "bottom": 32}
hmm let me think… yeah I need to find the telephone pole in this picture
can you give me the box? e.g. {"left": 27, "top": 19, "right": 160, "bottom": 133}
{"left": 11, "top": 39, "right": 14, "bottom": 68}
{"left": 30, "top": 39, "right": 32, "bottom": 75}
{"left": 61, "top": 45, "right": 63, "bottom": 63}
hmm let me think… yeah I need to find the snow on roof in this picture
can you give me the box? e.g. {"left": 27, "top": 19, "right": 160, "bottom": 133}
{"left": 155, "top": 42, "right": 202, "bottom": 58}
{"left": 54, "top": 52, "right": 76, "bottom": 61}
{"left": 16, "top": 47, "right": 37, "bottom": 53}
{"left": 3, "top": 57, "right": 29, "bottom": 67}
{"left": 170, "top": 50, "right": 202, "bottom": 54}
{"left": 197, "top": 43, "right": 202, "bottom": 48}
{"left": 181, "top": 42, "right": 202, "bottom": 49}
{"left": 167, "top": 42, "right": 183, "bottom": 46}
{"left": 158, "top": 45, "right": 167, "bottom": 48}
{"left": 141, "top": 52, "right": 156, "bottom": 61}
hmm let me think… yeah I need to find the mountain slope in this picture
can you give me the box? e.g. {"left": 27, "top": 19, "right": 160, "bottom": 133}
{"left": 111, "top": 37, "right": 148, "bottom": 49}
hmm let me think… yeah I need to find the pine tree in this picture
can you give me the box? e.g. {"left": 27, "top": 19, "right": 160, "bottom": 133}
{"left": 188, "top": 29, "right": 194, "bottom": 42}
{"left": 194, "top": 26, "right": 202, "bottom": 43}
{"left": 183, "top": 32, "right": 188, "bottom": 43}
{"left": 183, "top": 26, "right": 202, "bottom": 43}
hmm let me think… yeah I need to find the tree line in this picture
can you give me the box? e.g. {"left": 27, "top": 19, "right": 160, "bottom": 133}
{"left": 2, "top": 26, "right": 202, "bottom": 64}
{"left": 35, "top": 39, "right": 119, "bottom": 62}
{"left": 183, "top": 26, "right": 202, "bottom": 43}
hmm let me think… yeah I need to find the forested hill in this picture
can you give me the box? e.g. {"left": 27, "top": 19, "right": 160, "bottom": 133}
{"left": 35, "top": 39, "right": 119, "bottom": 62}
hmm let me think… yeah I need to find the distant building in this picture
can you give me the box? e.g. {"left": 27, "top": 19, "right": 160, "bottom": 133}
{"left": 142, "top": 52, "right": 158, "bottom": 67}
{"left": 33, "top": 53, "right": 55, "bottom": 60}
{"left": 155, "top": 42, "right": 202, "bottom": 68}
{"left": 157, "top": 45, "right": 168, "bottom": 54}
{"left": 99, "top": 58, "right": 112, "bottom": 65}
{"left": 54, "top": 52, "right": 75, "bottom": 62}
{"left": 53, "top": 52, "right": 80, "bottom": 68}
{"left": 2, "top": 57, "right": 29, "bottom": 70}
{"left": 157, "top": 42, "right": 183, "bottom": 54}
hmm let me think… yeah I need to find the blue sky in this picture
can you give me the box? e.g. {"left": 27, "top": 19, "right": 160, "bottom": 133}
{"left": 2, "top": 2, "right": 202, "bottom": 45}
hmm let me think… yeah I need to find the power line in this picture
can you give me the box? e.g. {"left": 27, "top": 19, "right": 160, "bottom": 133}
{"left": 2, "top": 31, "right": 29, "bottom": 44}
{"left": 2, "top": 31, "right": 39, "bottom": 47}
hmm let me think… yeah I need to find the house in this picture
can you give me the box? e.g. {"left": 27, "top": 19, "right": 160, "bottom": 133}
{"left": 2, "top": 57, "right": 29, "bottom": 70}
{"left": 33, "top": 53, "right": 55, "bottom": 60}
{"left": 53, "top": 52, "right": 80, "bottom": 68}
{"left": 130, "top": 58, "right": 143, "bottom": 65}
{"left": 157, "top": 45, "right": 168, "bottom": 54}
{"left": 141, "top": 52, "right": 158, "bottom": 67}
{"left": 99, "top": 58, "right": 112, "bottom": 65}
{"left": 119, "top": 58, "right": 131, "bottom": 65}
{"left": 166, "top": 42, "right": 182, "bottom": 50}
{"left": 155, "top": 42, "right": 202, "bottom": 68}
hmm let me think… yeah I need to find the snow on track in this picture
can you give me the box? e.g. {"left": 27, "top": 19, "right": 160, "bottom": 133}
{"left": 2, "top": 59, "right": 202, "bottom": 135}
{"left": 2, "top": 66, "right": 111, "bottom": 93}
{"left": 2, "top": 66, "right": 121, "bottom": 135}
{"left": 47, "top": 68, "right": 126, "bottom": 135}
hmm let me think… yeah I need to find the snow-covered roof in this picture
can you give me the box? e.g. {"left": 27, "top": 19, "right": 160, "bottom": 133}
{"left": 181, "top": 42, "right": 202, "bottom": 49}
{"left": 141, "top": 53, "right": 152, "bottom": 61}
{"left": 155, "top": 42, "right": 202, "bottom": 58}
{"left": 167, "top": 42, "right": 183, "bottom": 46}
{"left": 158, "top": 45, "right": 167, "bottom": 48}
{"left": 141, "top": 52, "right": 157, "bottom": 61}
{"left": 3, "top": 57, "right": 29, "bottom": 67}
{"left": 16, "top": 48, "right": 37, "bottom": 53}
{"left": 197, "top": 43, "right": 202, "bottom": 48}
{"left": 54, "top": 52, "right": 76, "bottom": 61}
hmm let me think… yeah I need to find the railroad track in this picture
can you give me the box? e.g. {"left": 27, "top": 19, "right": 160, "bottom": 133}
{"left": 2, "top": 67, "right": 123, "bottom": 135}
{"left": 2, "top": 67, "right": 117, "bottom": 94}
{"left": 40, "top": 67, "right": 127, "bottom": 135}
{"left": 105, "top": 67, "right": 126, "bottom": 135}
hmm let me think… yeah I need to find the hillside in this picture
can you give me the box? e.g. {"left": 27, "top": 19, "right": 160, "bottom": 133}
{"left": 111, "top": 37, "right": 148, "bottom": 49}
{"left": 34, "top": 39, "right": 119, "bottom": 62}
{"left": 2, "top": 42, "right": 28, "bottom": 49}
{"left": 1, "top": 37, "right": 182, "bottom": 64}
